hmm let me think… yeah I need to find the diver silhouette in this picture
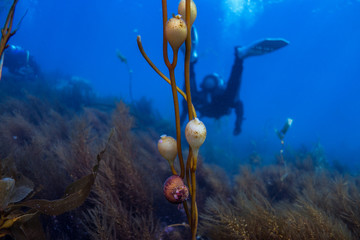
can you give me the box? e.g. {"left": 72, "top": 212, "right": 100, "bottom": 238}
{"left": 3, "top": 45, "right": 40, "bottom": 79}
{"left": 180, "top": 27, "right": 289, "bottom": 135}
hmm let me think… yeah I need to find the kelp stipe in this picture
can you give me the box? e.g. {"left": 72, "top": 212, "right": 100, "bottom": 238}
{"left": 0, "top": 0, "right": 25, "bottom": 81}
{"left": 137, "top": 0, "right": 204, "bottom": 238}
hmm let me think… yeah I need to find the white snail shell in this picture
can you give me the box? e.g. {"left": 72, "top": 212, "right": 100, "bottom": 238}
{"left": 158, "top": 135, "right": 177, "bottom": 163}
{"left": 185, "top": 118, "right": 206, "bottom": 150}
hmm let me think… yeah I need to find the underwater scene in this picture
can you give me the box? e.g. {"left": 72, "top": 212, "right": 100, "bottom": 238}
{"left": 0, "top": 0, "right": 360, "bottom": 239}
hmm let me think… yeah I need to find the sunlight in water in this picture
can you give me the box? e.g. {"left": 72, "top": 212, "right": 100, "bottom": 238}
{"left": 221, "top": 0, "right": 265, "bottom": 33}
{"left": 220, "top": 0, "right": 293, "bottom": 40}
{"left": 226, "top": 0, "right": 259, "bottom": 15}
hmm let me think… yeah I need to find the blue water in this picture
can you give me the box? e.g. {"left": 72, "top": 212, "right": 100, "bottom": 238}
{"left": 2, "top": 0, "right": 360, "bottom": 169}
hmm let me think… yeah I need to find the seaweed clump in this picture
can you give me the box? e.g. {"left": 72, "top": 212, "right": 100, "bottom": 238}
{"left": 81, "top": 103, "right": 162, "bottom": 239}
{"left": 199, "top": 150, "right": 360, "bottom": 240}
{"left": 0, "top": 70, "right": 116, "bottom": 239}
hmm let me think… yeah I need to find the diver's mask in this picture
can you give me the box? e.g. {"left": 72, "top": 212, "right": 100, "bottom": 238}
{"left": 200, "top": 73, "right": 224, "bottom": 92}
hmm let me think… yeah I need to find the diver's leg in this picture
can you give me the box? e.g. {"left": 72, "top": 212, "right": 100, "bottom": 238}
{"left": 233, "top": 100, "right": 244, "bottom": 135}
{"left": 224, "top": 47, "right": 244, "bottom": 103}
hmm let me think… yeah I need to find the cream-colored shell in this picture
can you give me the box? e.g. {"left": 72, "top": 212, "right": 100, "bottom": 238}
{"left": 158, "top": 135, "right": 178, "bottom": 162}
{"left": 185, "top": 118, "right": 206, "bottom": 149}
{"left": 178, "top": 0, "right": 197, "bottom": 26}
{"left": 165, "top": 15, "right": 188, "bottom": 51}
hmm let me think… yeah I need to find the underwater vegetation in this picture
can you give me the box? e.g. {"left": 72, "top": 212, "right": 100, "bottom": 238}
{"left": 200, "top": 158, "right": 360, "bottom": 240}
{"left": 0, "top": 74, "right": 114, "bottom": 239}
{"left": 0, "top": 65, "right": 359, "bottom": 240}
{"left": 1, "top": 1, "right": 360, "bottom": 240}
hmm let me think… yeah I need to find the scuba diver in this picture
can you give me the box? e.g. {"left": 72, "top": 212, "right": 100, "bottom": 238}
{"left": 180, "top": 27, "right": 289, "bottom": 135}
{"left": 2, "top": 45, "right": 40, "bottom": 79}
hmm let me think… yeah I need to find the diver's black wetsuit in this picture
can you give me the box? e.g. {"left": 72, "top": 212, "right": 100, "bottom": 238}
{"left": 180, "top": 48, "right": 244, "bottom": 135}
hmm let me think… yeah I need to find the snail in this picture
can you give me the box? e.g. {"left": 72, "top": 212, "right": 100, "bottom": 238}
{"left": 178, "top": 0, "right": 197, "bottom": 26}
{"left": 185, "top": 118, "right": 206, "bottom": 159}
{"left": 163, "top": 175, "right": 189, "bottom": 204}
{"left": 165, "top": 15, "right": 188, "bottom": 52}
{"left": 158, "top": 135, "right": 178, "bottom": 174}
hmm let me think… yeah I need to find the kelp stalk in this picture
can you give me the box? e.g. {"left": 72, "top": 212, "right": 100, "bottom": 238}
{"left": 136, "top": 36, "right": 196, "bottom": 117}
{"left": 137, "top": 1, "right": 202, "bottom": 238}
{"left": 0, "top": 0, "right": 19, "bottom": 80}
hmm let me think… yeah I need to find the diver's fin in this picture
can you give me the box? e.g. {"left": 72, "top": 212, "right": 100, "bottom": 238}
{"left": 237, "top": 38, "right": 289, "bottom": 59}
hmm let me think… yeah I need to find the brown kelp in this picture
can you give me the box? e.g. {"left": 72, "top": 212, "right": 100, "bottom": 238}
{"left": 0, "top": 0, "right": 20, "bottom": 80}
{"left": 137, "top": 0, "right": 204, "bottom": 239}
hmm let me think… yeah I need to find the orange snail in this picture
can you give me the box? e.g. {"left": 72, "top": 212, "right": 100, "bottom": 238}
{"left": 158, "top": 136, "right": 189, "bottom": 203}
{"left": 163, "top": 175, "right": 189, "bottom": 204}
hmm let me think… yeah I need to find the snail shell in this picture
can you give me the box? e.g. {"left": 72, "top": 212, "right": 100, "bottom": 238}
{"left": 178, "top": 0, "right": 197, "bottom": 26}
{"left": 165, "top": 15, "right": 188, "bottom": 51}
{"left": 158, "top": 135, "right": 177, "bottom": 163}
{"left": 163, "top": 175, "right": 189, "bottom": 204}
{"left": 185, "top": 117, "right": 206, "bottom": 150}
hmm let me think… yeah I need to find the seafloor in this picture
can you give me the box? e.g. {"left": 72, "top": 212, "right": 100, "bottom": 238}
{"left": 0, "top": 76, "right": 359, "bottom": 240}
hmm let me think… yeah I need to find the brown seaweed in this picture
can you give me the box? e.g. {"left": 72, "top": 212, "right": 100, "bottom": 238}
{"left": 0, "top": 132, "right": 112, "bottom": 239}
